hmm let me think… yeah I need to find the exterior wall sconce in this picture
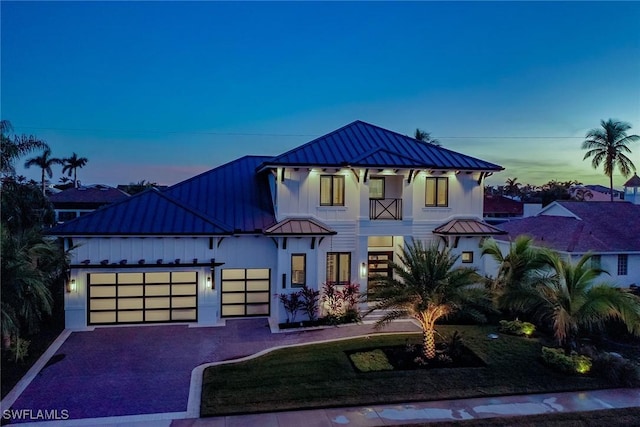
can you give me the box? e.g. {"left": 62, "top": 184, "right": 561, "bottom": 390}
{"left": 206, "top": 276, "right": 212, "bottom": 290}
{"left": 66, "top": 279, "right": 76, "bottom": 293}
{"left": 360, "top": 262, "right": 367, "bottom": 278}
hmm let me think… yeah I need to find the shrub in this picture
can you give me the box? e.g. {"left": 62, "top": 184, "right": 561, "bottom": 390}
{"left": 591, "top": 353, "right": 640, "bottom": 387}
{"left": 499, "top": 319, "right": 536, "bottom": 337}
{"left": 541, "top": 346, "right": 592, "bottom": 375}
{"left": 278, "top": 292, "right": 302, "bottom": 323}
{"left": 349, "top": 349, "right": 394, "bottom": 372}
{"left": 322, "top": 282, "right": 343, "bottom": 317}
{"left": 299, "top": 285, "right": 320, "bottom": 321}
{"left": 8, "top": 337, "right": 30, "bottom": 363}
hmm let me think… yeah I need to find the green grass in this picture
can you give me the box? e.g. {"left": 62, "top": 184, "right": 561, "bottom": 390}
{"left": 201, "top": 325, "right": 613, "bottom": 416}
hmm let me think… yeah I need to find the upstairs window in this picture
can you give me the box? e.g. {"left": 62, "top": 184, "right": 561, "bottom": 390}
{"left": 320, "top": 175, "right": 345, "bottom": 206}
{"left": 590, "top": 255, "right": 601, "bottom": 270}
{"left": 618, "top": 254, "right": 628, "bottom": 276}
{"left": 425, "top": 177, "right": 448, "bottom": 207}
{"left": 369, "top": 178, "right": 385, "bottom": 199}
{"left": 326, "top": 252, "right": 351, "bottom": 285}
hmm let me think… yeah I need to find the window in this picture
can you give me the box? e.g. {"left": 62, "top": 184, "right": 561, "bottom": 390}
{"left": 291, "top": 254, "right": 306, "bottom": 288}
{"left": 369, "top": 178, "right": 385, "bottom": 199}
{"left": 327, "top": 252, "right": 351, "bottom": 285}
{"left": 58, "top": 211, "right": 78, "bottom": 222}
{"left": 461, "top": 251, "right": 474, "bottom": 263}
{"left": 591, "top": 255, "right": 601, "bottom": 270}
{"left": 618, "top": 254, "right": 628, "bottom": 276}
{"left": 320, "top": 175, "right": 345, "bottom": 206}
{"left": 425, "top": 177, "right": 448, "bottom": 207}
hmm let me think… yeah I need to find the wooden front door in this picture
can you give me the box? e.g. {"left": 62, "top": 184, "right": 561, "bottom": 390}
{"left": 367, "top": 251, "right": 393, "bottom": 298}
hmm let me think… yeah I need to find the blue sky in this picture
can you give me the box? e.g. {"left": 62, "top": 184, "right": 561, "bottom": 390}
{"left": 2, "top": 1, "right": 639, "bottom": 188}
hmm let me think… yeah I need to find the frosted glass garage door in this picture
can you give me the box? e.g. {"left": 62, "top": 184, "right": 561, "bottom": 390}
{"left": 221, "top": 269, "right": 270, "bottom": 317}
{"left": 88, "top": 271, "right": 197, "bottom": 325}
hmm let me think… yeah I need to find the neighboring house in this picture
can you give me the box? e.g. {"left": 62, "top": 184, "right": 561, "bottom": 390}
{"left": 50, "top": 120, "right": 504, "bottom": 329}
{"left": 584, "top": 184, "right": 624, "bottom": 200}
{"left": 570, "top": 185, "right": 624, "bottom": 202}
{"left": 483, "top": 194, "right": 524, "bottom": 224}
{"left": 623, "top": 173, "right": 640, "bottom": 205}
{"left": 49, "top": 185, "right": 130, "bottom": 223}
{"left": 490, "top": 201, "right": 640, "bottom": 288}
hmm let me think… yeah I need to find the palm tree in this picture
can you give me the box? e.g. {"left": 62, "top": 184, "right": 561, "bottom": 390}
{"left": 582, "top": 119, "right": 639, "bottom": 201}
{"left": 414, "top": 128, "right": 441, "bottom": 146}
{"left": 504, "top": 177, "right": 521, "bottom": 198}
{"left": 480, "top": 236, "right": 548, "bottom": 312}
{"left": 1, "top": 120, "right": 49, "bottom": 175}
{"left": 368, "top": 239, "right": 491, "bottom": 359}
{"left": 24, "top": 148, "right": 62, "bottom": 195}
{"left": 62, "top": 152, "right": 88, "bottom": 188}
{"left": 505, "top": 252, "right": 640, "bottom": 352}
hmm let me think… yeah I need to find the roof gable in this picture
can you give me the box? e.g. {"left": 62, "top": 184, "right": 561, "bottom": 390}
{"left": 50, "top": 189, "right": 232, "bottom": 235}
{"left": 260, "top": 121, "right": 503, "bottom": 171}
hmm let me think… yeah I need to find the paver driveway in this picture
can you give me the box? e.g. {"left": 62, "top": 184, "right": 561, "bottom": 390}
{"left": 9, "top": 319, "right": 419, "bottom": 421}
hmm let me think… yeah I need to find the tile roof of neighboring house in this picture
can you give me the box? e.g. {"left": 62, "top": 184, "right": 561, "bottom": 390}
{"left": 434, "top": 218, "right": 506, "bottom": 235}
{"left": 483, "top": 195, "right": 523, "bottom": 216}
{"left": 49, "top": 185, "right": 130, "bottom": 206}
{"left": 496, "top": 201, "right": 640, "bottom": 252}
{"left": 584, "top": 184, "right": 623, "bottom": 196}
{"left": 259, "top": 121, "right": 503, "bottom": 171}
{"left": 49, "top": 189, "right": 232, "bottom": 235}
{"left": 163, "top": 155, "right": 276, "bottom": 233}
{"left": 264, "top": 218, "right": 336, "bottom": 235}
{"left": 624, "top": 173, "right": 640, "bottom": 188}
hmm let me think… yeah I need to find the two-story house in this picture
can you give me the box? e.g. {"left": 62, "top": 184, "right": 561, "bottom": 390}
{"left": 50, "top": 121, "right": 504, "bottom": 329}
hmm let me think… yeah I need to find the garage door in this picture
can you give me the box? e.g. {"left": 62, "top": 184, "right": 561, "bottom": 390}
{"left": 221, "top": 268, "right": 270, "bottom": 317}
{"left": 88, "top": 271, "right": 197, "bottom": 325}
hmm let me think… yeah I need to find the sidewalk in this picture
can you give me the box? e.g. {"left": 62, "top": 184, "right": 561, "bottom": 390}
{"left": 7, "top": 388, "right": 639, "bottom": 426}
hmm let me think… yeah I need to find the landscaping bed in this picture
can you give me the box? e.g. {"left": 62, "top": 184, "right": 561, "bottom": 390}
{"left": 201, "top": 325, "right": 614, "bottom": 417}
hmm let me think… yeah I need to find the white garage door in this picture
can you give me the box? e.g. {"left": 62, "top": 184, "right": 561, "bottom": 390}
{"left": 221, "top": 268, "right": 270, "bottom": 317}
{"left": 88, "top": 271, "right": 197, "bottom": 325}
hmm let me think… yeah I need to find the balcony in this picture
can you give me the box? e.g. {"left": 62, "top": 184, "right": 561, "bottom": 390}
{"left": 369, "top": 198, "right": 402, "bottom": 220}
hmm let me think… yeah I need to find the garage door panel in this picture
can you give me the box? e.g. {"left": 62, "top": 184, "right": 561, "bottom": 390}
{"left": 91, "top": 286, "right": 116, "bottom": 297}
{"left": 247, "top": 293, "right": 269, "bottom": 303}
{"left": 221, "top": 268, "right": 270, "bottom": 318}
{"left": 88, "top": 272, "right": 197, "bottom": 325}
{"left": 173, "top": 284, "right": 196, "bottom": 295}
{"left": 118, "top": 298, "right": 143, "bottom": 310}
{"left": 119, "top": 285, "right": 143, "bottom": 297}
{"left": 90, "top": 312, "right": 116, "bottom": 324}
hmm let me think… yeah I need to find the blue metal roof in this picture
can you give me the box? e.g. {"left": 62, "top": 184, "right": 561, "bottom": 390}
{"left": 259, "top": 120, "right": 503, "bottom": 171}
{"left": 163, "top": 155, "right": 276, "bottom": 233}
{"left": 49, "top": 188, "right": 232, "bottom": 235}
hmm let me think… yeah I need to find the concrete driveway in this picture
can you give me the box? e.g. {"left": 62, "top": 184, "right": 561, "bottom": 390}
{"left": 6, "top": 319, "right": 419, "bottom": 421}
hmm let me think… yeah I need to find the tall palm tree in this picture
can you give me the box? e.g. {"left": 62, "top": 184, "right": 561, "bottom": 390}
{"left": 582, "top": 119, "right": 639, "bottom": 201}
{"left": 368, "top": 239, "right": 491, "bottom": 359}
{"left": 481, "top": 236, "right": 548, "bottom": 312}
{"left": 1, "top": 120, "right": 49, "bottom": 175}
{"left": 24, "top": 148, "right": 62, "bottom": 195}
{"left": 505, "top": 252, "right": 640, "bottom": 352}
{"left": 62, "top": 152, "right": 88, "bottom": 188}
{"left": 414, "top": 128, "right": 441, "bottom": 146}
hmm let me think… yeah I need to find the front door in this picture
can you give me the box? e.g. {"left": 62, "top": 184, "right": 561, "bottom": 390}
{"left": 367, "top": 251, "right": 393, "bottom": 299}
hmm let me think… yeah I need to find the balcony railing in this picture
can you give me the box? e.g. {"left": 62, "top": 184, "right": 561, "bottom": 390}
{"left": 369, "top": 198, "right": 402, "bottom": 220}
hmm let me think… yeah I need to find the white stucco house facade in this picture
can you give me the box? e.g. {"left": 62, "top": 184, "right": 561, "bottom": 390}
{"left": 50, "top": 121, "right": 506, "bottom": 329}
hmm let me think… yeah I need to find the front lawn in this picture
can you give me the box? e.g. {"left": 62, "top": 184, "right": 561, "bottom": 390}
{"left": 201, "top": 325, "right": 613, "bottom": 416}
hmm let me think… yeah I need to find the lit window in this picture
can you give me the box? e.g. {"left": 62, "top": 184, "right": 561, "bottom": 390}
{"left": 320, "top": 175, "right": 345, "bottom": 206}
{"left": 590, "top": 255, "right": 601, "bottom": 270}
{"left": 425, "top": 177, "right": 448, "bottom": 207}
{"left": 291, "top": 254, "right": 306, "bottom": 288}
{"left": 369, "top": 178, "right": 385, "bottom": 199}
{"left": 327, "top": 252, "right": 351, "bottom": 285}
{"left": 461, "top": 251, "right": 474, "bottom": 263}
{"left": 618, "top": 254, "right": 628, "bottom": 276}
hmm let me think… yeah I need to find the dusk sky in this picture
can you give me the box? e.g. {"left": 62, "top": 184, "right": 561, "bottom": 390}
{"left": 2, "top": 1, "right": 639, "bottom": 189}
